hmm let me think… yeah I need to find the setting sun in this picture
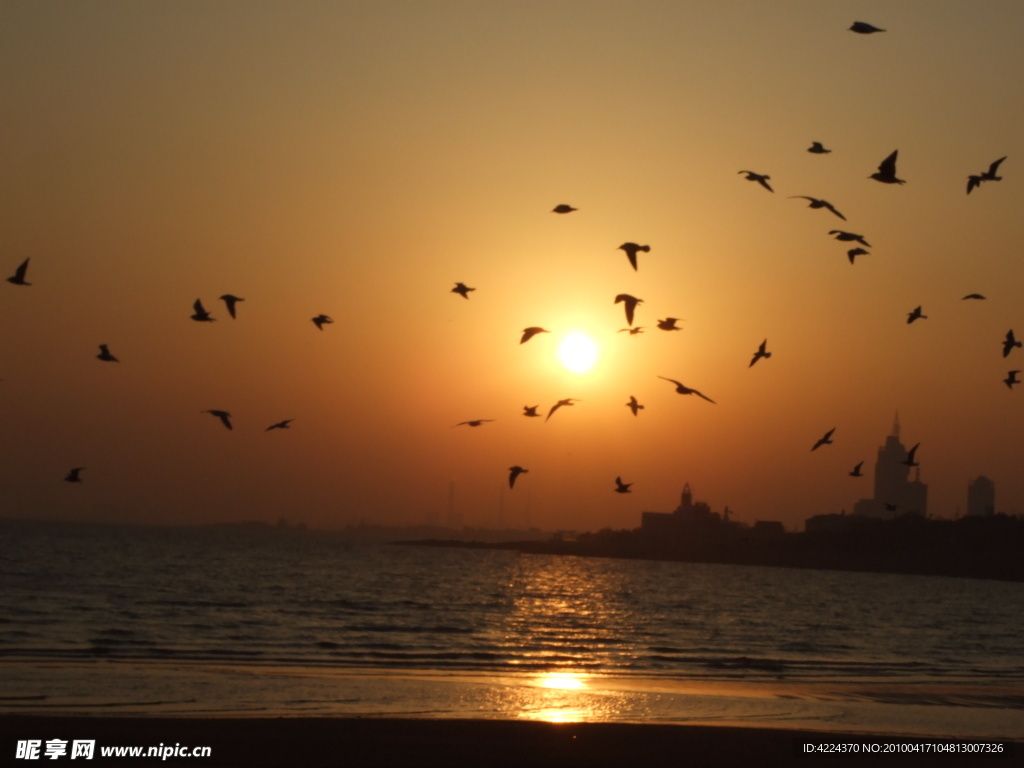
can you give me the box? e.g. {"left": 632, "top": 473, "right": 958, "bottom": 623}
{"left": 557, "top": 332, "right": 598, "bottom": 373}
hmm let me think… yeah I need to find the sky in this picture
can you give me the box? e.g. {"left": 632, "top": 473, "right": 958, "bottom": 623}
{"left": 2, "top": 1, "right": 1024, "bottom": 533}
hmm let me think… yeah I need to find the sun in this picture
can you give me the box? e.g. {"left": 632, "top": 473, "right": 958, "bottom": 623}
{"left": 557, "top": 332, "right": 598, "bottom": 373}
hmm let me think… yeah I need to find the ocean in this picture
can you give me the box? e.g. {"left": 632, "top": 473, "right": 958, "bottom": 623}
{"left": 1, "top": 519, "right": 1022, "bottom": 739}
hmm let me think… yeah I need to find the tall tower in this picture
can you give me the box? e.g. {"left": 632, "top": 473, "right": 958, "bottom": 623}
{"left": 680, "top": 483, "right": 693, "bottom": 513}
{"left": 873, "top": 415, "right": 909, "bottom": 509}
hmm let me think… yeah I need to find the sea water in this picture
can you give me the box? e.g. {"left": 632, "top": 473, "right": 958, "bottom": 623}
{"left": 1, "top": 519, "right": 1022, "bottom": 738}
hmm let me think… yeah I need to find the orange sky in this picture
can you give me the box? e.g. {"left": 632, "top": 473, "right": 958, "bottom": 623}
{"left": 2, "top": 1, "right": 1023, "bottom": 532}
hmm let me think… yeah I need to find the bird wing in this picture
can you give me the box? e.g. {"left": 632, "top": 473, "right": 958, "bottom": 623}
{"left": 967, "top": 175, "right": 981, "bottom": 194}
{"left": 878, "top": 150, "right": 898, "bottom": 176}
{"left": 693, "top": 389, "right": 717, "bottom": 404}
{"left": 14, "top": 259, "right": 28, "bottom": 280}
{"left": 989, "top": 156, "right": 1007, "bottom": 175}
{"left": 193, "top": 299, "right": 206, "bottom": 313}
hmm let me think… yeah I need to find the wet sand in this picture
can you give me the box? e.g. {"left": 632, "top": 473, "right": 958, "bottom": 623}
{"left": 0, "top": 715, "right": 1016, "bottom": 767}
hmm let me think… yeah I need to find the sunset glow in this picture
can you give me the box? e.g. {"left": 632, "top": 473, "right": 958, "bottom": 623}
{"left": 557, "top": 333, "right": 599, "bottom": 374}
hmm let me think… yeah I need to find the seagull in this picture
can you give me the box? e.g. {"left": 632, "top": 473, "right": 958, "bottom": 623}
{"left": 508, "top": 465, "right": 529, "bottom": 489}
{"left": 749, "top": 339, "right": 771, "bottom": 367}
{"left": 312, "top": 314, "right": 333, "bottom": 330}
{"left": 618, "top": 242, "right": 649, "bottom": 271}
{"left": 219, "top": 294, "right": 244, "bottom": 319}
{"left": 618, "top": 326, "right": 645, "bottom": 335}
{"left": 1005, "top": 371, "right": 1020, "bottom": 389}
{"left": 980, "top": 156, "right": 1007, "bottom": 182}
{"left": 203, "top": 410, "right": 233, "bottom": 430}
{"left": 6, "top": 258, "right": 30, "bottom": 286}
{"left": 190, "top": 299, "right": 215, "bottom": 322}
{"left": 1002, "top": 330, "right": 1022, "bottom": 357}
{"left": 807, "top": 142, "right": 832, "bottom": 154}
{"left": 614, "top": 294, "right": 643, "bottom": 326}
{"left": 870, "top": 150, "right": 905, "bottom": 184}
{"left": 789, "top": 196, "right": 846, "bottom": 220}
{"left": 850, "top": 21, "right": 885, "bottom": 34}
{"left": 523, "top": 405, "right": 541, "bottom": 418}
{"left": 455, "top": 419, "right": 495, "bottom": 427}
{"left": 64, "top": 467, "right": 85, "bottom": 483}
{"left": 545, "top": 398, "right": 579, "bottom": 422}
{"left": 966, "top": 174, "right": 984, "bottom": 195}
{"left": 552, "top": 204, "right": 577, "bottom": 214}
{"left": 907, "top": 305, "right": 927, "bottom": 324}
{"left": 962, "top": 293, "right": 986, "bottom": 300}
{"left": 626, "top": 395, "right": 644, "bottom": 416}
{"left": 614, "top": 476, "right": 632, "bottom": 494}
{"left": 849, "top": 461, "right": 864, "bottom": 477}
{"left": 830, "top": 230, "right": 871, "bottom": 247}
{"left": 451, "top": 282, "right": 475, "bottom": 299}
{"left": 265, "top": 419, "right": 293, "bottom": 431}
{"left": 658, "top": 376, "right": 716, "bottom": 404}
{"left": 657, "top": 317, "right": 683, "bottom": 331}
{"left": 847, "top": 248, "right": 869, "bottom": 264}
{"left": 520, "top": 327, "right": 549, "bottom": 344}
{"left": 96, "top": 344, "right": 119, "bottom": 362}
{"left": 811, "top": 428, "right": 835, "bottom": 451}
{"left": 902, "top": 443, "right": 920, "bottom": 467}
{"left": 738, "top": 170, "right": 773, "bottom": 192}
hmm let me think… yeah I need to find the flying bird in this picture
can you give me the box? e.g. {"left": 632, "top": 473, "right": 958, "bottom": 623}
{"left": 656, "top": 317, "right": 683, "bottom": 331}
{"left": 811, "top": 428, "right": 835, "bottom": 451}
{"left": 870, "top": 150, "right": 905, "bottom": 184}
{"left": 523, "top": 405, "right": 541, "bottom": 418}
{"left": 657, "top": 376, "right": 716, "bottom": 404}
{"left": 451, "top": 282, "right": 475, "bottom": 299}
{"left": 552, "top": 204, "right": 577, "bottom": 214}
{"left": 545, "top": 398, "right": 579, "bottom": 422}
{"left": 789, "top": 196, "right": 846, "bottom": 220}
{"left": 962, "top": 293, "right": 986, "bottom": 300}
{"left": 738, "top": 170, "right": 773, "bottom": 192}
{"left": 1004, "top": 371, "right": 1020, "bottom": 389}
{"left": 520, "top": 327, "right": 550, "bottom": 344}
{"left": 312, "top": 314, "right": 333, "bottom": 330}
{"left": 1002, "top": 330, "right": 1022, "bottom": 357}
{"left": 614, "top": 294, "right": 643, "bottom": 326}
{"left": 967, "top": 157, "right": 1006, "bottom": 194}
{"left": 829, "top": 230, "right": 871, "bottom": 248}
{"left": 902, "top": 443, "right": 920, "bottom": 467}
{"left": 203, "top": 410, "right": 233, "bottom": 430}
{"left": 807, "top": 142, "right": 832, "bottom": 154}
{"left": 618, "top": 242, "right": 649, "bottom": 271}
{"left": 64, "top": 467, "right": 85, "bottom": 483}
{"left": 907, "top": 305, "right": 927, "bottom": 324}
{"left": 749, "top": 339, "right": 771, "bottom": 367}
{"left": 625, "top": 396, "right": 644, "bottom": 416}
{"left": 508, "top": 465, "right": 529, "bottom": 489}
{"left": 455, "top": 419, "right": 495, "bottom": 427}
{"left": 219, "top": 294, "right": 244, "bottom": 319}
{"left": 190, "top": 299, "right": 215, "bottom": 322}
{"left": 850, "top": 21, "right": 885, "bottom": 34}
{"left": 6, "top": 258, "right": 30, "bottom": 286}
{"left": 847, "top": 248, "right": 869, "bottom": 264}
{"left": 265, "top": 419, "right": 293, "bottom": 431}
{"left": 96, "top": 344, "right": 119, "bottom": 362}
{"left": 849, "top": 461, "right": 864, "bottom": 477}
{"left": 966, "top": 174, "right": 984, "bottom": 195}
{"left": 618, "top": 326, "right": 645, "bottom": 335}
{"left": 614, "top": 476, "right": 632, "bottom": 494}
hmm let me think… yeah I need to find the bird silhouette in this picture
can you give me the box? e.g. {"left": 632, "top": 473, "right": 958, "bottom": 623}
{"left": 968, "top": 157, "right": 1007, "bottom": 194}
{"left": 455, "top": 419, "right": 495, "bottom": 427}
{"left": 962, "top": 293, "right": 986, "bottom": 300}
{"left": 811, "top": 428, "right": 835, "bottom": 451}
{"left": 451, "top": 282, "right": 475, "bottom": 299}
{"left": 552, "top": 204, "right": 577, "bottom": 214}
{"left": 656, "top": 317, "right": 683, "bottom": 331}
{"left": 830, "top": 230, "right": 871, "bottom": 248}
{"left": 614, "top": 476, "right": 632, "bottom": 494}
{"left": 265, "top": 419, "right": 293, "bottom": 431}
{"left": 520, "top": 327, "right": 550, "bottom": 344}
{"left": 64, "top": 467, "right": 85, "bottom": 483}
{"left": 219, "top": 294, "right": 244, "bottom": 319}
{"left": 966, "top": 174, "right": 984, "bottom": 195}
{"left": 870, "top": 150, "right": 905, "bottom": 184}
{"left": 509, "top": 465, "right": 529, "bottom": 488}
{"left": 626, "top": 395, "right": 644, "bottom": 416}
{"left": 523, "top": 405, "right": 541, "bottom": 418}
{"left": 618, "top": 243, "right": 649, "bottom": 271}
{"left": 738, "top": 170, "right": 773, "bottom": 192}
{"left": 1004, "top": 370, "right": 1020, "bottom": 389}
{"left": 749, "top": 339, "right": 771, "bottom": 367}
{"left": 849, "top": 461, "right": 864, "bottom": 477}
{"left": 807, "top": 142, "right": 832, "bottom": 154}
{"left": 96, "top": 344, "right": 119, "bottom": 362}
{"left": 790, "top": 196, "right": 846, "bottom": 220}
{"left": 312, "top": 314, "right": 333, "bottom": 330}
{"left": 1002, "top": 330, "right": 1022, "bottom": 357}
{"left": 850, "top": 21, "right": 885, "bottom": 34}
{"left": 658, "top": 376, "right": 716, "bottom": 403}
{"left": 6, "top": 258, "right": 30, "bottom": 286}
{"left": 614, "top": 294, "right": 643, "bottom": 326}
{"left": 546, "top": 398, "right": 579, "bottom": 422}
{"left": 190, "top": 299, "right": 215, "bottom": 322}
{"left": 847, "top": 247, "right": 869, "bottom": 264}
{"left": 907, "top": 306, "right": 927, "bottom": 324}
{"left": 902, "top": 443, "right": 920, "bottom": 467}
{"left": 618, "top": 326, "right": 645, "bottom": 335}
{"left": 204, "top": 410, "right": 233, "bottom": 430}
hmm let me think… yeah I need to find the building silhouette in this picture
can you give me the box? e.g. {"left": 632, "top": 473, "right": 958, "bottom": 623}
{"left": 852, "top": 414, "right": 928, "bottom": 519}
{"left": 967, "top": 476, "right": 995, "bottom": 516}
